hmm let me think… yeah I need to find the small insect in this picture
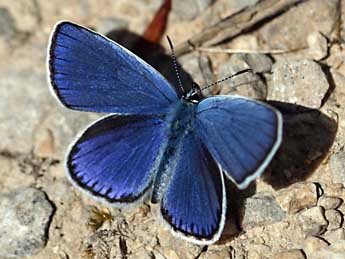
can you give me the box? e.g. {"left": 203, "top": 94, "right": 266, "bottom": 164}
{"left": 87, "top": 206, "right": 113, "bottom": 231}
{"left": 81, "top": 245, "right": 95, "bottom": 259}
{"left": 47, "top": 21, "right": 282, "bottom": 245}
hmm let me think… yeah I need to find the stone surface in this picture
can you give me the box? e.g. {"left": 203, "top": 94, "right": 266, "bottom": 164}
{"left": 308, "top": 240, "right": 345, "bottom": 259}
{"left": 0, "top": 67, "right": 50, "bottom": 154}
{"left": 178, "top": 53, "right": 215, "bottom": 96}
{"left": 0, "top": 188, "right": 54, "bottom": 258}
{"left": 245, "top": 244, "right": 271, "bottom": 259}
{"left": 0, "top": 7, "right": 17, "bottom": 41}
{"left": 271, "top": 249, "right": 306, "bottom": 259}
{"left": 241, "top": 193, "right": 286, "bottom": 229}
{"left": 276, "top": 182, "right": 318, "bottom": 214}
{"left": 200, "top": 248, "right": 230, "bottom": 259}
{"left": 0, "top": 0, "right": 41, "bottom": 33}
{"left": 329, "top": 151, "right": 345, "bottom": 185}
{"left": 318, "top": 196, "right": 343, "bottom": 210}
{"left": 224, "top": 0, "right": 259, "bottom": 15}
{"left": 33, "top": 107, "right": 99, "bottom": 159}
{"left": 0, "top": 155, "right": 36, "bottom": 192}
{"left": 323, "top": 228, "right": 345, "bottom": 243}
{"left": 270, "top": 59, "right": 329, "bottom": 108}
{"left": 242, "top": 53, "right": 273, "bottom": 73}
{"left": 159, "top": 248, "right": 180, "bottom": 259}
{"left": 325, "top": 209, "right": 343, "bottom": 231}
{"left": 302, "top": 236, "right": 329, "bottom": 258}
{"left": 217, "top": 54, "right": 267, "bottom": 99}
{"left": 296, "top": 206, "right": 328, "bottom": 236}
{"left": 259, "top": 0, "right": 339, "bottom": 50}
{"left": 307, "top": 31, "right": 329, "bottom": 60}
{"left": 172, "top": 0, "right": 213, "bottom": 21}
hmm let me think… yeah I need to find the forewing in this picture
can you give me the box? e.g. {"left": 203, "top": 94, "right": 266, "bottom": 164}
{"left": 67, "top": 114, "right": 168, "bottom": 205}
{"left": 160, "top": 132, "right": 226, "bottom": 245}
{"left": 48, "top": 21, "right": 178, "bottom": 115}
{"left": 195, "top": 96, "right": 282, "bottom": 189}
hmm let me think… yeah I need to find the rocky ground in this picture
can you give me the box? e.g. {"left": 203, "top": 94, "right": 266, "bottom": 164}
{"left": 1, "top": 0, "right": 345, "bottom": 258}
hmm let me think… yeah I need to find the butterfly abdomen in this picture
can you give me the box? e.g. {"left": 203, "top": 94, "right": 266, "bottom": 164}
{"left": 151, "top": 100, "right": 197, "bottom": 203}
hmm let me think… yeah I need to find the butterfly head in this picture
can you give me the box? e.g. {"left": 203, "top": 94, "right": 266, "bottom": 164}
{"left": 183, "top": 82, "right": 204, "bottom": 103}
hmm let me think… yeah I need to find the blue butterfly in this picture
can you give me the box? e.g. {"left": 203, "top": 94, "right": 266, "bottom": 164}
{"left": 47, "top": 21, "right": 282, "bottom": 245}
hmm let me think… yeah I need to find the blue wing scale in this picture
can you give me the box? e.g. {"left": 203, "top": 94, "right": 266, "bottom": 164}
{"left": 160, "top": 132, "right": 226, "bottom": 244}
{"left": 48, "top": 21, "right": 178, "bottom": 115}
{"left": 195, "top": 96, "right": 282, "bottom": 189}
{"left": 67, "top": 114, "right": 168, "bottom": 204}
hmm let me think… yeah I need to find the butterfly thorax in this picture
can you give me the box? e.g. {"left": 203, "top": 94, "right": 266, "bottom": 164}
{"left": 151, "top": 100, "right": 198, "bottom": 203}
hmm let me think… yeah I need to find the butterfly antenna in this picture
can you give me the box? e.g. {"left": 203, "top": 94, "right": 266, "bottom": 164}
{"left": 201, "top": 68, "right": 253, "bottom": 91}
{"left": 167, "top": 36, "right": 184, "bottom": 93}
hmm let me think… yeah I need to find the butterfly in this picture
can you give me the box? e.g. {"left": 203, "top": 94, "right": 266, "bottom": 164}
{"left": 47, "top": 21, "right": 283, "bottom": 245}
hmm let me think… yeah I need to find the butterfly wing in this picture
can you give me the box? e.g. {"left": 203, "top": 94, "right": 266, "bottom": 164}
{"left": 160, "top": 132, "right": 226, "bottom": 245}
{"left": 67, "top": 114, "right": 169, "bottom": 205}
{"left": 195, "top": 96, "right": 282, "bottom": 189}
{"left": 48, "top": 21, "right": 178, "bottom": 115}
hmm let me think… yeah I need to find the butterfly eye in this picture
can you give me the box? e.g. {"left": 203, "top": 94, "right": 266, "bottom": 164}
{"left": 184, "top": 83, "right": 203, "bottom": 103}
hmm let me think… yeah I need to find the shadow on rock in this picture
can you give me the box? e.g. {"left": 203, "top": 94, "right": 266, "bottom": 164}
{"left": 263, "top": 101, "right": 337, "bottom": 189}
{"left": 218, "top": 180, "right": 257, "bottom": 244}
{"left": 219, "top": 101, "right": 337, "bottom": 244}
{"left": 105, "top": 29, "right": 194, "bottom": 96}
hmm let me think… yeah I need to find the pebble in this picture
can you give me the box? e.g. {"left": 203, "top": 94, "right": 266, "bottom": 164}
{"left": 178, "top": 53, "right": 215, "bottom": 96}
{"left": 172, "top": 0, "right": 213, "bottom": 21}
{"left": 246, "top": 244, "right": 271, "bottom": 259}
{"left": 330, "top": 69, "right": 345, "bottom": 106}
{"left": 241, "top": 193, "right": 286, "bottom": 229}
{"left": 276, "top": 182, "right": 318, "bottom": 214}
{"left": 220, "top": 53, "right": 273, "bottom": 74}
{"left": 270, "top": 59, "right": 329, "bottom": 108}
{"left": 200, "top": 248, "right": 231, "bottom": 259}
{"left": 217, "top": 54, "right": 267, "bottom": 99}
{"left": 307, "top": 31, "right": 329, "bottom": 60}
{"left": 318, "top": 195, "right": 343, "bottom": 210}
{"left": 0, "top": 188, "right": 54, "bottom": 258}
{"left": 329, "top": 151, "right": 345, "bottom": 185}
{"left": 259, "top": 0, "right": 339, "bottom": 50}
{"left": 325, "top": 209, "right": 343, "bottom": 231}
{"left": 1, "top": 0, "right": 41, "bottom": 33}
{"left": 0, "top": 7, "right": 16, "bottom": 41}
{"left": 128, "top": 247, "right": 152, "bottom": 259}
{"left": 225, "top": 0, "right": 259, "bottom": 14}
{"left": 241, "top": 53, "right": 273, "bottom": 73}
{"left": 156, "top": 228, "right": 200, "bottom": 259}
{"left": 302, "top": 236, "right": 329, "bottom": 258}
{"left": 160, "top": 249, "right": 179, "bottom": 259}
{"left": 296, "top": 206, "right": 328, "bottom": 236}
{"left": 323, "top": 228, "right": 345, "bottom": 243}
{"left": 271, "top": 249, "right": 306, "bottom": 259}
{"left": 308, "top": 240, "right": 345, "bottom": 259}
{"left": 246, "top": 250, "right": 262, "bottom": 259}
{"left": 0, "top": 67, "right": 52, "bottom": 154}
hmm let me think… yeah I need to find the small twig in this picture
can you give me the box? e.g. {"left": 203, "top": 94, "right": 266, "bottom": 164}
{"left": 175, "top": 0, "right": 306, "bottom": 56}
{"left": 195, "top": 46, "right": 302, "bottom": 54}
